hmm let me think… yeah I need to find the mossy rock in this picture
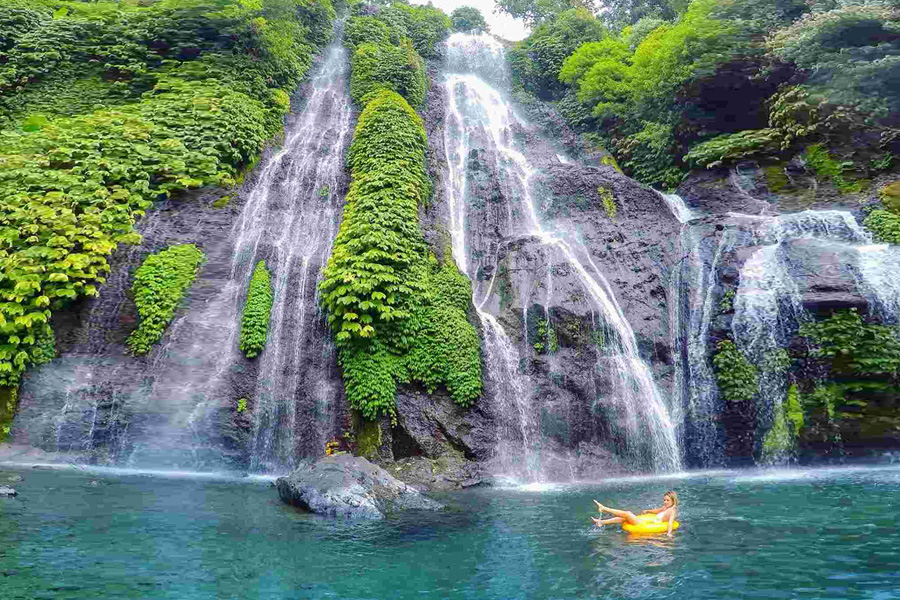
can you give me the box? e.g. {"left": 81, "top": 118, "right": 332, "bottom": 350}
{"left": 0, "top": 386, "right": 18, "bottom": 442}
{"left": 355, "top": 418, "right": 383, "bottom": 461}
{"left": 212, "top": 194, "right": 231, "bottom": 209}
{"left": 880, "top": 180, "right": 900, "bottom": 214}
{"left": 764, "top": 164, "right": 790, "bottom": 194}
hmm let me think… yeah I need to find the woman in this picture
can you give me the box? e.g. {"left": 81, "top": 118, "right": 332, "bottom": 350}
{"left": 591, "top": 491, "right": 679, "bottom": 537}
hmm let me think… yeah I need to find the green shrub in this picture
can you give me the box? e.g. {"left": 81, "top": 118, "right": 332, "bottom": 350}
{"left": 799, "top": 309, "right": 900, "bottom": 376}
{"left": 785, "top": 383, "right": 804, "bottom": 433}
{"left": 712, "top": 339, "right": 758, "bottom": 403}
{"left": 239, "top": 260, "right": 274, "bottom": 358}
{"left": 350, "top": 41, "right": 426, "bottom": 108}
{"left": 865, "top": 209, "right": 900, "bottom": 245}
{"left": 127, "top": 244, "right": 205, "bottom": 355}
{"left": 320, "top": 88, "right": 481, "bottom": 419}
{"left": 319, "top": 89, "right": 430, "bottom": 342}
{"left": 345, "top": 16, "right": 394, "bottom": 52}
{"left": 386, "top": 2, "right": 450, "bottom": 59}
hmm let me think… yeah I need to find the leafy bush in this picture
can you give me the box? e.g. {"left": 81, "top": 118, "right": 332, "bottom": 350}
{"left": 320, "top": 89, "right": 429, "bottom": 342}
{"left": 239, "top": 260, "right": 274, "bottom": 359}
{"left": 450, "top": 6, "right": 489, "bottom": 33}
{"left": 613, "top": 121, "right": 684, "bottom": 189}
{"left": 865, "top": 209, "right": 900, "bottom": 244}
{"left": 127, "top": 244, "right": 205, "bottom": 356}
{"left": 378, "top": 2, "right": 450, "bottom": 59}
{"left": 350, "top": 41, "right": 426, "bottom": 107}
{"left": 345, "top": 16, "right": 397, "bottom": 52}
{"left": 712, "top": 339, "right": 759, "bottom": 403}
{"left": 320, "top": 87, "right": 481, "bottom": 419}
{"left": 509, "top": 8, "right": 606, "bottom": 100}
{"left": 799, "top": 309, "right": 900, "bottom": 376}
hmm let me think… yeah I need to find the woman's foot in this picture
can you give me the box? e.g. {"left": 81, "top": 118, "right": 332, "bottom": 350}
{"left": 593, "top": 500, "right": 607, "bottom": 513}
{"left": 590, "top": 517, "right": 603, "bottom": 527}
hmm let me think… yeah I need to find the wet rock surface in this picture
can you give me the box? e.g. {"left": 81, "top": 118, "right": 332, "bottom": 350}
{"left": 0, "top": 485, "right": 16, "bottom": 496}
{"left": 275, "top": 454, "right": 443, "bottom": 519}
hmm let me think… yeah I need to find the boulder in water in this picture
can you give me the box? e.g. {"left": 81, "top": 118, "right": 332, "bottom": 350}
{"left": 275, "top": 454, "right": 443, "bottom": 519}
{"left": 0, "top": 485, "right": 17, "bottom": 496}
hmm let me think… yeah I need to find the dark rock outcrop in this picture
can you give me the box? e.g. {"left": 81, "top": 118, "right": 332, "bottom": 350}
{"left": 0, "top": 485, "right": 17, "bottom": 496}
{"left": 275, "top": 454, "right": 443, "bottom": 519}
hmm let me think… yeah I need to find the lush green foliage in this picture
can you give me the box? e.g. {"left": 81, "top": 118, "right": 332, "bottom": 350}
{"left": 712, "top": 339, "right": 758, "bottom": 403}
{"left": 496, "top": 0, "right": 596, "bottom": 27}
{"left": 239, "top": 260, "right": 274, "bottom": 358}
{"left": 508, "top": 8, "right": 606, "bottom": 100}
{"left": 350, "top": 41, "right": 426, "bottom": 107}
{"left": 320, "top": 89, "right": 429, "bottom": 342}
{"left": 450, "top": 6, "right": 489, "bottom": 33}
{"left": 799, "top": 309, "right": 900, "bottom": 376}
{"left": 321, "top": 87, "right": 481, "bottom": 419}
{"left": 0, "top": 0, "right": 335, "bottom": 383}
{"left": 864, "top": 210, "right": 900, "bottom": 244}
{"left": 361, "top": 2, "right": 449, "bottom": 59}
{"left": 509, "top": 0, "right": 900, "bottom": 187}
{"left": 127, "top": 244, "right": 204, "bottom": 356}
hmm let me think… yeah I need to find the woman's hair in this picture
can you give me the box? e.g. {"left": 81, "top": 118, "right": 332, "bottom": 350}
{"left": 664, "top": 491, "right": 679, "bottom": 506}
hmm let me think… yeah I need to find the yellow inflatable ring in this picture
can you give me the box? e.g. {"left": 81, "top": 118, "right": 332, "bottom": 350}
{"left": 621, "top": 513, "right": 680, "bottom": 534}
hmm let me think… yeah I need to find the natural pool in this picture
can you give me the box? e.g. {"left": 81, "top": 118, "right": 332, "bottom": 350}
{"left": 1, "top": 464, "right": 899, "bottom": 599}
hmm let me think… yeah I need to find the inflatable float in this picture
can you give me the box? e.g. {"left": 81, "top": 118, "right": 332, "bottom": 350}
{"left": 621, "top": 513, "right": 680, "bottom": 534}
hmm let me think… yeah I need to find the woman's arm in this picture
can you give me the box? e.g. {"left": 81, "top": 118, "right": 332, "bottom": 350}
{"left": 641, "top": 506, "right": 663, "bottom": 514}
{"left": 666, "top": 509, "right": 677, "bottom": 537}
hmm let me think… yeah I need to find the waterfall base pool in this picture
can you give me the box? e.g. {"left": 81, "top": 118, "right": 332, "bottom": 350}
{"left": 2, "top": 464, "right": 899, "bottom": 599}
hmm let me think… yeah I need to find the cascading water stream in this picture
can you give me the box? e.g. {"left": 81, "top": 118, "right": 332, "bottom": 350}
{"left": 441, "top": 33, "right": 681, "bottom": 478}
{"left": 673, "top": 200, "right": 900, "bottom": 465}
{"left": 11, "top": 37, "right": 352, "bottom": 472}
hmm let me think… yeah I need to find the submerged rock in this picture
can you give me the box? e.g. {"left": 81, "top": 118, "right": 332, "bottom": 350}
{"left": 275, "top": 454, "right": 443, "bottom": 519}
{"left": 0, "top": 485, "right": 17, "bottom": 496}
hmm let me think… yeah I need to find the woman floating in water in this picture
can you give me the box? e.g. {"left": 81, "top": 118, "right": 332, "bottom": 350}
{"left": 591, "top": 491, "right": 679, "bottom": 537}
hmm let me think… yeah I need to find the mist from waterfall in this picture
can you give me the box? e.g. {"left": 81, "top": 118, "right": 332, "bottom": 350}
{"left": 441, "top": 33, "right": 681, "bottom": 480}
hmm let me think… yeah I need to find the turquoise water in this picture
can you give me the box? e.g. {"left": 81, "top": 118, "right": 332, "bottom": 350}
{"left": 2, "top": 465, "right": 899, "bottom": 599}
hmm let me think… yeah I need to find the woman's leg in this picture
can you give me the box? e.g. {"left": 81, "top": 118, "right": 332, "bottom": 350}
{"left": 595, "top": 503, "right": 640, "bottom": 525}
{"left": 592, "top": 516, "right": 626, "bottom": 526}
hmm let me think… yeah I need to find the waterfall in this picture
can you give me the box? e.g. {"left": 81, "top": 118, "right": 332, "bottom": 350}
{"left": 441, "top": 33, "right": 681, "bottom": 479}
{"left": 11, "top": 38, "right": 353, "bottom": 472}
{"left": 673, "top": 201, "right": 900, "bottom": 465}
